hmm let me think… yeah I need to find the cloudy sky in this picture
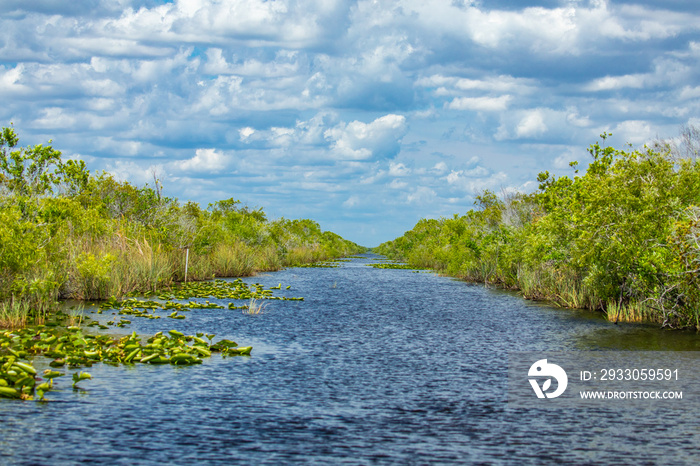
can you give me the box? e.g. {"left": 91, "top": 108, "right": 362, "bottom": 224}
{"left": 1, "top": 0, "right": 699, "bottom": 246}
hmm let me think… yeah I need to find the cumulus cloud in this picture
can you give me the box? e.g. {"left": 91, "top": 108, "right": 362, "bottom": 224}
{"left": 612, "top": 120, "right": 655, "bottom": 145}
{"left": 516, "top": 110, "right": 548, "bottom": 138}
{"left": 174, "top": 148, "right": 228, "bottom": 173}
{"left": 325, "top": 114, "right": 408, "bottom": 161}
{"left": 388, "top": 162, "right": 410, "bottom": 176}
{"left": 494, "top": 107, "right": 597, "bottom": 141}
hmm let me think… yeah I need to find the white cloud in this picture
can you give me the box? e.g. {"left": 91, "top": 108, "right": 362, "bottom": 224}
{"left": 325, "top": 114, "right": 408, "bottom": 161}
{"left": 406, "top": 186, "right": 436, "bottom": 205}
{"left": 495, "top": 108, "right": 587, "bottom": 141}
{"left": 586, "top": 73, "right": 647, "bottom": 91}
{"left": 446, "top": 166, "right": 490, "bottom": 186}
{"left": 174, "top": 148, "right": 228, "bottom": 173}
{"left": 239, "top": 127, "right": 255, "bottom": 141}
{"left": 612, "top": 120, "right": 654, "bottom": 145}
{"left": 105, "top": 160, "right": 164, "bottom": 185}
{"left": 388, "top": 162, "right": 410, "bottom": 176}
{"left": 566, "top": 108, "right": 592, "bottom": 128}
{"left": 343, "top": 195, "right": 360, "bottom": 208}
{"left": 33, "top": 107, "right": 77, "bottom": 129}
{"left": 446, "top": 95, "right": 512, "bottom": 112}
{"left": 432, "top": 162, "right": 448, "bottom": 174}
{"left": 0, "top": 65, "right": 30, "bottom": 95}
{"left": 389, "top": 179, "right": 408, "bottom": 189}
{"left": 516, "top": 110, "right": 548, "bottom": 138}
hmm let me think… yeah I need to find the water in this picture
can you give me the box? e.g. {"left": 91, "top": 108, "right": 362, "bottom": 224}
{"left": 2, "top": 254, "right": 699, "bottom": 464}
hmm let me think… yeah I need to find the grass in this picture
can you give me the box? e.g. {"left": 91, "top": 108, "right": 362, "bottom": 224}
{"left": 67, "top": 304, "right": 85, "bottom": 327}
{"left": 0, "top": 300, "right": 30, "bottom": 329}
{"left": 242, "top": 298, "right": 267, "bottom": 315}
{"left": 210, "top": 242, "right": 255, "bottom": 277}
{"left": 3, "top": 235, "right": 354, "bottom": 330}
{"left": 605, "top": 299, "right": 656, "bottom": 324}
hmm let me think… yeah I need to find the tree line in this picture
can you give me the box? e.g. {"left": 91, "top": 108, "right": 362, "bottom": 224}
{"left": 376, "top": 128, "right": 700, "bottom": 329}
{"left": 0, "top": 125, "right": 364, "bottom": 327}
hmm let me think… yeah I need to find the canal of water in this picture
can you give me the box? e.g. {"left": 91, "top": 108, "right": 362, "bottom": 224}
{"left": 1, "top": 254, "right": 699, "bottom": 464}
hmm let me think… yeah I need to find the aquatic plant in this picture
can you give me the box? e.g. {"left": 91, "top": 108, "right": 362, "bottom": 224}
{"left": 367, "top": 262, "right": 429, "bottom": 270}
{"left": 0, "top": 324, "right": 255, "bottom": 401}
{"left": 0, "top": 300, "right": 30, "bottom": 329}
{"left": 243, "top": 298, "right": 267, "bottom": 315}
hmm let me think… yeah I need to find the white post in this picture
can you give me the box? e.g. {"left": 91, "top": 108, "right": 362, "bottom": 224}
{"left": 185, "top": 247, "right": 190, "bottom": 283}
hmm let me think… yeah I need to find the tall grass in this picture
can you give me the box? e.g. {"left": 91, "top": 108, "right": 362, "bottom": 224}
{"left": 210, "top": 242, "right": 255, "bottom": 277}
{"left": 605, "top": 299, "right": 654, "bottom": 323}
{"left": 253, "top": 245, "right": 283, "bottom": 271}
{"left": 0, "top": 300, "right": 30, "bottom": 329}
{"left": 65, "top": 236, "right": 177, "bottom": 299}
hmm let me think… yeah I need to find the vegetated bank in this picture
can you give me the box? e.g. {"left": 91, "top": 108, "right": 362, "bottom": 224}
{"left": 0, "top": 125, "right": 365, "bottom": 328}
{"left": 375, "top": 129, "right": 700, "bottom": 330}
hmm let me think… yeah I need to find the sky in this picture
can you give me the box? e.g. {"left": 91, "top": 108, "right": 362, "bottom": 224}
{"left": 1, "top": 0, "right": 699, "bottom": 247}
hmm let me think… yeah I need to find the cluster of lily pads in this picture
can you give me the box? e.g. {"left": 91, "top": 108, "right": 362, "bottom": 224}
{"left": 93, "top": 279, "right": 302, "bottom": 327}
{"left": 0, "top": 278, "right": 309, "bottom": 401}
{"left": 0, "top": 325, "right": 251, "bottom": 401}
{"left": 367, "top": 262, "right": 428, "bottom": 270}
{"left": 298, "top": 261, "right": 341, "bottom": 268}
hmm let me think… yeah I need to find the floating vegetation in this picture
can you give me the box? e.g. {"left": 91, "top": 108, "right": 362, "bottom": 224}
{"left": 0, "top": 277, "right": 306, "bottom": 401}
{"left": 162, "top": 279, "right": 303, "bottom": 302}
{"left": 367, "top": 263, "right": 430, "bottom": 270}
{"left": 296, "top": 255, "right": 357, "bottom": 267}
{"left": 94, "top": 279, "right": 303, "bottom": 327}
{"left": 298, "top": 261, "right": 340, "bottom": 268}
{"left": 1, "top": 325, "right": 253, "bottom": 401}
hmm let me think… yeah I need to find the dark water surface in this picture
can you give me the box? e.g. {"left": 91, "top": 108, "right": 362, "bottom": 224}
{"left": 2, "top": 254, "right": 699, "bottom": 464}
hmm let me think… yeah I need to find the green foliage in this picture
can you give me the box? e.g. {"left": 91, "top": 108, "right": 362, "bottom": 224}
{"left": 75, "top": 252, "right": 116, "bottom": 300}
{"left": 0, "top": 125, "right": 364, "bottom": 328}
{"left": 377, "top": 131, "right": 700, "bottom": 329}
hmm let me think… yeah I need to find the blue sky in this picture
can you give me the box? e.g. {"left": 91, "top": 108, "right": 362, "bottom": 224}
{"left": 1, "top": 0, "right": 699, "bottom": 246}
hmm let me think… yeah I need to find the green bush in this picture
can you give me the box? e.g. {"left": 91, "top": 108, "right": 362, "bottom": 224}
{"left": 377, "top": 131, "right": 700, "bottom": 329}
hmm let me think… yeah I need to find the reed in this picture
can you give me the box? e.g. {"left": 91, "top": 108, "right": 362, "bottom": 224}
{"left": 243, "top": 297, "right": 267, "bottom": 315}
{"left": 210, "top": 242, "right": 256, "bottom": 277}
{"left": 284, "top": 246, "right": 316, "bottom": 266}
{"left": 67, "top": 304, "right": 85, "bottom": 327}
{"left": 254, "top": 245, "right": 283, "bottom": 271}
{"left": 0, "top": 299, "right": 30, "bottom": 329}
{"left": 605, "top": 300, "right": 657, "bottom": 324}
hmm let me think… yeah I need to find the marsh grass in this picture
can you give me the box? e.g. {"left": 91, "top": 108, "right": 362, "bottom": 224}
{"left": 64, "top": 235, "right": 176, "bottom": 299}
{"left": 67, "top": 304, "right": 85, "bottom": 327}
{"left": 211, "top": 242, "right": 255, "bottom": 277}
{"left": 605, "top": 300, "right": 656, "bottom": 323}
{"left": 254, "top": 245, "right": 283, "bottom": 271}
{"left": 284, "top": 246, "right": 321, "bottom": 266}
{"left": 243, "top": 297, "right": 267, "bottom": 315}
{"left": 0, "top": 300, "right": 30, "bottom": 329}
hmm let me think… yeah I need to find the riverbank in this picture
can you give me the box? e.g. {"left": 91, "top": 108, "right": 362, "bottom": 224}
{"left": 0, "top": 125, "right": 365, "bottom": 329}
{"left": 376, "top": 135, "right": 700, "bottom": 330}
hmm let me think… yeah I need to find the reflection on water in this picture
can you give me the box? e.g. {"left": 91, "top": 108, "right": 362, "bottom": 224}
{"left": 1, "top": 254, "right": 698, "bottom": 464}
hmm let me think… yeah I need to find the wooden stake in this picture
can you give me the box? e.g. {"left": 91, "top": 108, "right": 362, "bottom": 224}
{"left": 185, "top": 247, "right": 190, "bottom": 283}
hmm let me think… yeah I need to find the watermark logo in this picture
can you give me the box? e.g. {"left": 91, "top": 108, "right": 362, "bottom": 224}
{"left": 528, "top": 359, "right": 568, "bottom": 399}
